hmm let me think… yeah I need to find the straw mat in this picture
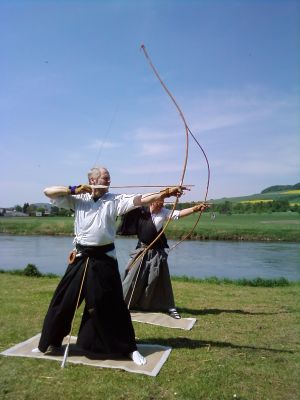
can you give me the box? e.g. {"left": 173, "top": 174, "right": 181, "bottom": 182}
{"left": 131, "top": 312, "right": 196, "bottom": 330}
{"left": 1, "top": 334, "right": 171, "bottom": 377}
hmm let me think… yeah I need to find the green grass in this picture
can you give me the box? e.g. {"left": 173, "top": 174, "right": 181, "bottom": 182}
{"left": 1, "top": 212, "right": 300, "bottom": 241}
{"left": 0, "top": 216, "right": 74, "bottom": 236}
{"left": 166, "top": 212, "right": 300, "bottom": 241}
{"left": 172, "top": 275, "right": 295, "bottom": 287}
{"left": 0, "top": 274, "right": 299, "bottom": 400}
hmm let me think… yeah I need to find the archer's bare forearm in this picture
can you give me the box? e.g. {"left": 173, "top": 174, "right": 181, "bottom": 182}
{"left": 178, "top": 207, "right": 196, "bottom": 218}
{"left": 133, "top": 186, "right": 185, "bottom": 206}
{"left": 179, "top": 202, "right": 211, "bottom": 217}
{"left": 133, "top": 192, "right": 163, "bottom": 206}
{"left": 44, "top": 186, "right": 70, "bottom": 199}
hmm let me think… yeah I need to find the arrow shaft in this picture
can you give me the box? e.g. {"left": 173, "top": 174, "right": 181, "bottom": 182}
{"left": 91, "top": 184, "right": 194, "bottom": 189}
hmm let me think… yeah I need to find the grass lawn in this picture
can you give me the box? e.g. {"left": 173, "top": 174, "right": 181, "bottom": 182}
{"left": 0, "top": 274, "right": 299, "bottom": 400}
{"left": 166, "top": 212, "right": 300, "bottom": 241}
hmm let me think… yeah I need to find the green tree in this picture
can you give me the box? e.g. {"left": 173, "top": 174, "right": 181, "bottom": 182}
{"left": 27, "top": 204, "right": 37, "bottom": 216}
{"left": 23, "top": 202, "right": 30, "bottom": 214}
{"left": 58, "top": 208, "right": 73, "bottom": 217}
{"left": 271, "top": 200, "right": 289, "bottom": 212}
{"left": 218, "top": 201, "right": 233, "bottom": 215}
{"left": 50, "top": 206, "right": 59, "bottom": 216}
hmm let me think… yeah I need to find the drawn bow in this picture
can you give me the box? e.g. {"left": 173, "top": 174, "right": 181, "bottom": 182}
{"left": 141, "top": 44, "right": 210, "bottom": 251}
{"left": 127, "top": 45, "right": 210, "bottom": 307}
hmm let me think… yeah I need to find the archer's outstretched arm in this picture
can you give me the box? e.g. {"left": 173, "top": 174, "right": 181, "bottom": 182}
{"left": 178, "top": 202, "right": 210, "bottom": 218}
{"left": 133, "top": 186, "right": 187, "bottom": 206}
{"left": 44, "top": 185, "right": 92, "bottom": 199}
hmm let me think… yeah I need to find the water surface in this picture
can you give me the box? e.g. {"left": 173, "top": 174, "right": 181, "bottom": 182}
{"left": 1, "top": 235, "right": 299, "bottom": 280}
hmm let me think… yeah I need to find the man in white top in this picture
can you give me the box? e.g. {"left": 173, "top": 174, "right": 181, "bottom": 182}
{"left": 37, "top": 166, "right": 184, "bottom": 365}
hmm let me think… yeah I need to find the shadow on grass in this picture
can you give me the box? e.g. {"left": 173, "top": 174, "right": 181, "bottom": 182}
{"left": 140, "top": 337, "right": 296, "bottom": 354}
{"left": 178, "top": 307, "right": 290, "bottom": 316}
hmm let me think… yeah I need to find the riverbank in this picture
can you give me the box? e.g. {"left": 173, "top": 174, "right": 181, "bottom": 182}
{"left": 0, "top": 274, "right": 299, "bottom": 399}
{"left": 2, "top": 267, "right": 299, "bottom": 286}
{"left": 1, "top": 212, "right": 299, "bottom": 241}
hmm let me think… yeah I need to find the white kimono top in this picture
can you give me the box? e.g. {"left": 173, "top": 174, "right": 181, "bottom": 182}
{"left": 52, "top": 192, "right": 140, "bottom": 257}
{"left": 151, "top": 207, "right": 180, "bottom": 231}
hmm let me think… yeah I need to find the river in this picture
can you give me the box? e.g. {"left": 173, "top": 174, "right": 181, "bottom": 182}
{"left": 0, "top": 235, "right": 299, "bottom": 280}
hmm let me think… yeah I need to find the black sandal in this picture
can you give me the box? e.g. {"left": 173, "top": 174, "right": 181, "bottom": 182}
{"left": 169, "top": 308, "right": 181, "bottom": 319}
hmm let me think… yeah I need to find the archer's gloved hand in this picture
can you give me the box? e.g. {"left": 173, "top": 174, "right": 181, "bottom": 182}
{"left": 68, "top": 185, "right": 93, "bottom": 195}
{"left": 192, "top": 202, "right": 210, "bottom": 213}
{"left": 159, "top": 186, "right": 187, "bottom": 199}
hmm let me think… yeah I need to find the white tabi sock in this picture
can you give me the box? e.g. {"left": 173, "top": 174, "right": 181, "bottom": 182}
{"left": 129, "top": 350, "right": 146, "bottom": 365}
{"left": 32, "top": 347, "right": 41, "bottom": 353}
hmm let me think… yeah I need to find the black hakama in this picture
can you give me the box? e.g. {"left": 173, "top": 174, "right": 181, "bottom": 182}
{"left": 38, "top": 247, "right": 137, "bottom": 356}
{"left": 118, "top": 207, "right": 176, "bottom": 312}
{"left": 122, "top": 247, "right": 175, "bottom": 311}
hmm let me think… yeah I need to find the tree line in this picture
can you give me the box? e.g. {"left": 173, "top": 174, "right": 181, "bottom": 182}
{"left": 2, "top": 199, "right": 299, "bottom": 217}
{"left": 174, "top": 199, "right": 299, "bottom": 214}
{"left": 5, "top": 203, "right": 72, "bottom": 217}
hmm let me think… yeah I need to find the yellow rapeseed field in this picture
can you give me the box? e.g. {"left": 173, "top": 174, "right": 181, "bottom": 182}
{"left": 283, "top": 190, "right": 300, "bottom": 194}
{"left": 240, "top": 199, "right": 273, "bottom": 203}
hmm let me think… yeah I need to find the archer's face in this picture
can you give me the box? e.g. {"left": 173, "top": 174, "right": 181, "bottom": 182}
{"left": 89, "top": 168, "right": 111, "bottom": 196}
{"left": 150, "top": 201, "right": 164, "bottom": 213}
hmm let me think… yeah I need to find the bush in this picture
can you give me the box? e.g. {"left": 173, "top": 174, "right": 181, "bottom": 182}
{"left": 23, "top": 264, "right": 42, "bottom": 277}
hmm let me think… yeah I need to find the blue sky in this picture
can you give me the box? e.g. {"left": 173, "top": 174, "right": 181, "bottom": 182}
{"left": 1, "top": 0, "right": 299, "bottom": 207}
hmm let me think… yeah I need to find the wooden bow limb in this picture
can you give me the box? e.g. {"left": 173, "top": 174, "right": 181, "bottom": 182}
{"left": 140, "top": 45, "right": 211, "bottom": 252}
{"left": 126, "top": 45, "right": 190, "bottom": 309}
{"left": 169, "top": 129, "right": 211, "bottom": 251}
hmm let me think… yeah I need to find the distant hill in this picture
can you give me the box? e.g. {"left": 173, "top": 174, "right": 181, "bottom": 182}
{"left": 33, "top": 203, "right": 52, "bottom": 210}
{"left": 213, "top": 183, "right": 300, "bottom": 204}
{"left": 261, "top": 183, "right": 300, "bottom": 194}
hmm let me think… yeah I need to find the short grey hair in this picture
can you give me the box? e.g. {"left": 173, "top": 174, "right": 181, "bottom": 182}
{"left": 87, "top": 166, "right": 108, "bottom": 179}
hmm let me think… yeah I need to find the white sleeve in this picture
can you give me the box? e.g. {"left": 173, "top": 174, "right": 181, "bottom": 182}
{"left": 162, "top": 207, "right": 180, "bottom": 220}
{"left": 115, "top": 194, "right": 141, "bottom": 216}
{"left": 51, "top": 195, "right": 75, "bottom": 210}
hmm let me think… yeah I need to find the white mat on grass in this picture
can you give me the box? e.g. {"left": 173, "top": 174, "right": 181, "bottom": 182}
{"left": 1, "top": 334, "right": 171, "bottom": 377}
{"left": 131, "top": 312, "right": 196, "bottom": 330}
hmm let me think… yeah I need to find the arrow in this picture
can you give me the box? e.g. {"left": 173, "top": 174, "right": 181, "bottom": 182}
{"left": 91, "top": 184, "right": 195, "bottom": 189}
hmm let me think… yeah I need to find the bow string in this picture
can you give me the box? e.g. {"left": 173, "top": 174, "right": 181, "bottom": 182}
{"left": 169, "top": 128, "right": 211, "bottom": 251}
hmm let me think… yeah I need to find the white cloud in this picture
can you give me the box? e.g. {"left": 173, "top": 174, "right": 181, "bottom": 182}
{"left": 86, "top": 139, "right": 121, "bottom": 150}
{"left": 133, "top": 128, "right": 178, "bottom": 141}
{"left": 189, "top": 87, "right": 299, "bottom": 135}
{"left": 220, "top": 159, "right": 297, "bottom": 176}
{"left": 140, "top": 143, "right": 172, "bottom": 156}
{"left": 122, "top": 162, "right": 183, "bottom": 175}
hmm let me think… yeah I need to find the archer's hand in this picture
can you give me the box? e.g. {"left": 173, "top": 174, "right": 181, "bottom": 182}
{"left": 68, "top": 185, "right": 93, "bottom": 195}
{"left": 159, "top": 186, "right": 188, "bottom": 199}
{"left": 192, "top": 202, "right": 210, "bottom": 213}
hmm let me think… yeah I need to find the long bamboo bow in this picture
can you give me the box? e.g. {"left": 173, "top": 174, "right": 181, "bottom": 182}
{"left": 126, "top": 44, "right": 191, "bottom": 307}
{"left": 140, "top": 44, "right": 211, "bottom": 251}
{"left": 169, "top": 128, "right": 211, "bottom": 251}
